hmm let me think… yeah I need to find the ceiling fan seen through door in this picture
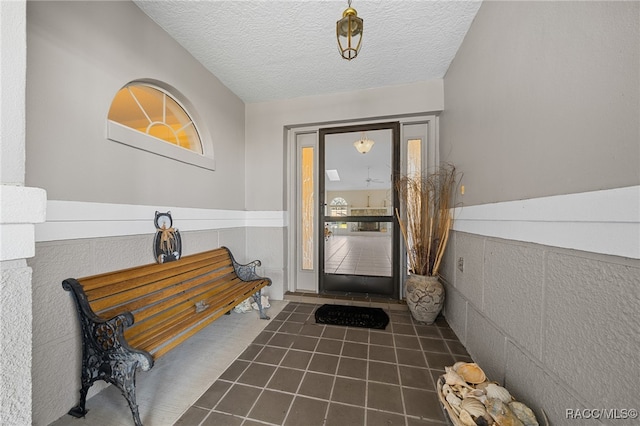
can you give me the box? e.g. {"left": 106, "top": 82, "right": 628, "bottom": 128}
{"left": 365, "top": 167, "right": 384, "bottom": 187}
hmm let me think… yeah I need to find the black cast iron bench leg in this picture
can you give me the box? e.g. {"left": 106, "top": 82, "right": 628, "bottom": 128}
{"left": 112, "top": 361, "right": 144, "bottom": 426}
{"left": 67, "top": 383, "right": 91, "bottom": 419}
{"left": 252, "top": 289, "right": 270, "bottom": 320}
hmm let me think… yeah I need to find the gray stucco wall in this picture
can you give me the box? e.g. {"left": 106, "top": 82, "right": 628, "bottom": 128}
{"left": 1, "top": 1, "right": 39, "bottom": 424}
{"left": 24, "top": 2, "right": 251, "bottom": 424}
{"left": 26, "top": 1, "right": 246, "bottom": 210}
{"left": 244, "top": 80, "right": 444, "bottom": 212}
{"left": 440, "top": 2, "right": 640, "bottom": 425}
{"left": 441, "top": 1, "right": 639, "bottom": 206}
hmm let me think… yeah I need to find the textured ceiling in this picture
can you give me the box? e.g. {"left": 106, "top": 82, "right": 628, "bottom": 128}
{"left": 134, "top": 0, "right": 482, "bottom": 103}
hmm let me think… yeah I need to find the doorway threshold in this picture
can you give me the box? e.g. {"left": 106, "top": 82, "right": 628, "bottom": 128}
{"left": 284, "top": 291, "right": 407, "bottom": 312}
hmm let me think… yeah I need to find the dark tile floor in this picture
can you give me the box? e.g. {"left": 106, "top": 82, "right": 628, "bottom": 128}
{"left": 175, "top": 302, "right": 471, "bottom": 426}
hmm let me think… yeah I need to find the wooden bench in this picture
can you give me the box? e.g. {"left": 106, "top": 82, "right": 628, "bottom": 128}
{"left": 62, "top": 246, "right": 271, "bottom": 426}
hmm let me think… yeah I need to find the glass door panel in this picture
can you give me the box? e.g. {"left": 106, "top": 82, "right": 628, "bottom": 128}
{"left": 319, "top": 123, "right": 400, "bottom": 298}
{"left": 324, "top": 221, "right": 392, "bottom": 276}
{"left": 301, "top": 146, "right": 314, "bottom": 270}
{"left": 295, "top": 132, "right": 318, "bottom": 293}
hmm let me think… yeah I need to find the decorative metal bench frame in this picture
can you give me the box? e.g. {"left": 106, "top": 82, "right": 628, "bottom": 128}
{"left": 62, "top": 246, "right": 271, "bottom": 426}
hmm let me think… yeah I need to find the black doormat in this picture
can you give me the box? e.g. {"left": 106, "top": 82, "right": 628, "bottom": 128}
{"left": 314, "top": 304, "right": 389, "bottom": 329}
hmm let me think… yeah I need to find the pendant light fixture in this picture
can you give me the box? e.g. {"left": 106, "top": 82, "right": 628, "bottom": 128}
{"left": 354, "top": 132, "right": 374, "bottom": 154}
{"left": 337, "top": 0, "right": 363, "bottom": 60}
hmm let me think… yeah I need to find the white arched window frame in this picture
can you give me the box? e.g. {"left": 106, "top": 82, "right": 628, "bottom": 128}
{"left": 107, "top": 81, "right": 215, "bottom": 171}
{"left": 329, "top": 197, "right": 348, "bottom": 217}
{"left": 328, "top": 197, "right": 349, "bottom": 230}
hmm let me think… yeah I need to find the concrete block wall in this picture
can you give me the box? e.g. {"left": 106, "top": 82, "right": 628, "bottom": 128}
{"left": 28, "top": 228, "right": 247, "bottom": 426}
{"left": 440, "top": 231, "right": 640, "bottom": 425}
{"left": 246, "top": 227, "right": 286, "bottom": 300}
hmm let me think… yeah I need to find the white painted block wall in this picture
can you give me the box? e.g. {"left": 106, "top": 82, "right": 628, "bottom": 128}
{"left": 28, "top": 228, "right": 248, "bottom": 426}
{"left": 441, "top": 231, "right": 640, "bottom": 425}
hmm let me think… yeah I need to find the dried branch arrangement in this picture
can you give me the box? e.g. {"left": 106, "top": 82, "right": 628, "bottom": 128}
{"left": 395, "top": 163, "right": 458, "bottom": 276}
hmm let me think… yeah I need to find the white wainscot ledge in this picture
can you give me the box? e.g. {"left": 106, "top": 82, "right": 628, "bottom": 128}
{"left": 0, "top": 185, "right": 47, "bottom": 260}
{"left": 36, "top": 200, "right": 287, "bottom": 242}
{"left": 452, "top": 186, "right": 640, "bottom": 259}
{"left": 245, "top": 211, "right": 288, "bottom": 228}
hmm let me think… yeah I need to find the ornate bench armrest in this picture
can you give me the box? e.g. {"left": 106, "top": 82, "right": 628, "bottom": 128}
{"left": 62, "top": 278, "right": 154, "bottom": 371}
{"left": 224, "top": 246, "right": 272, "bottom": 285}
{"left": 63, "top": 278, "right": 108, "bottom": 324}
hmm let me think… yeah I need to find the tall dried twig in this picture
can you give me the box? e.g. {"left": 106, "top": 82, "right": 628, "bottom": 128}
{"left": 395, "top": 164, "right": 458, "bottom": 277}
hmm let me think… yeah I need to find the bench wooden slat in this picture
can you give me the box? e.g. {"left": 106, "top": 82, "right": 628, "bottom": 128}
{"left": 89, "top": 264, "right": 236, "bottom": 315}
{"left": 137, "top": 280, "right": 269, "bottom": 356}
{"left": 151, "top": 305, "right": 231, "bottom": 359}
{"left": 98, "top": 270, "right": 238, "bottom": 327}
{"left": 85, "top": 256, "right": 233, "bottom": 302}
{"left": 126, "top": 278, "right": 247, "bottom": 350}
{"left": 80, "top": 249, "right": 230, "bottom": 292}
{"left": 130, "top": 279, "right": 263, "bottom": 354}
{"left": 123, "top": 276, "right": 243, "bottom": 346}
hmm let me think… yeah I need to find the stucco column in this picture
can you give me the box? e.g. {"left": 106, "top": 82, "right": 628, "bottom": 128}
{"left": 0, "top": 1, "right": 46, "bottom": 423}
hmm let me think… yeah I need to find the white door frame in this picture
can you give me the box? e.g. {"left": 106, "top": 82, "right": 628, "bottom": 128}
{"left": 285, "top": 115, "right": 439, "bottom": 296}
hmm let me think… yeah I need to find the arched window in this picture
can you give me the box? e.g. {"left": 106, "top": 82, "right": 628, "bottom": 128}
{"left": 330, "top": 197, "right": 348, "bottom": 217}
{"left": 107, "top": 81, "right": 215, "bottom": 170}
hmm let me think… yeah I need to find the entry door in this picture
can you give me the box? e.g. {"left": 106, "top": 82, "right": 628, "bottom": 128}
{"left": 319, "top": 122, "right": 400, "bottom": 298}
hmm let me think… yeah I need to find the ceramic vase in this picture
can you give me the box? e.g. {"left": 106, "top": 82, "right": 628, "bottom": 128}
{"left": 405, "top": 274, "right": 444, "bottom": 324}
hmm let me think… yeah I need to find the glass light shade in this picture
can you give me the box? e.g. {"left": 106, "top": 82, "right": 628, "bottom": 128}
{"left": 354, "top": 137, "right": 374, "bottom": 154}
{"left": 337, "top": 7, "right": 363, "bottom": 60}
